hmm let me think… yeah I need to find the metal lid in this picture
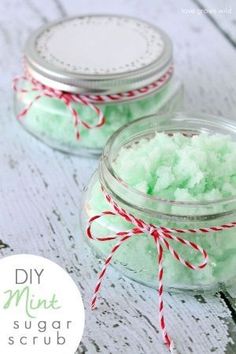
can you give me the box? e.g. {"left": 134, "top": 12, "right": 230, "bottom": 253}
{"left": 25, "top": 15, "right": 173, "bottom": 94}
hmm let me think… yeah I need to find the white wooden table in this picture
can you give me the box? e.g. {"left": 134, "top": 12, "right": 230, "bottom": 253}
{"left": 0, "top": 1, "right": 236, "bottom": 353}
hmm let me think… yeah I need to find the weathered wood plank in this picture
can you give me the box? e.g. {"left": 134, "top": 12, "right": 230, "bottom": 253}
{"left": 192, "top": 0, "right": 236, "bottom": 46}
{"left": 0, "top": 0, "right": 236, "bottom": 353}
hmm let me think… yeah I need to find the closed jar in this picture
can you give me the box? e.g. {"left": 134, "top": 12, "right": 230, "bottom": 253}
{"left": 14, "top": 15, "right": 183, "bottom": 156}
{"left": 82, "top": 112, "right": 236, "bottom": 292}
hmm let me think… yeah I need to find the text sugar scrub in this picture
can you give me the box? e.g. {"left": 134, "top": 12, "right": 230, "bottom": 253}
{"left": 82, "top": 113, "right": 236, "bottom": 292}
{"left": 14, "top": 15, "right": 183, "bottom": 156}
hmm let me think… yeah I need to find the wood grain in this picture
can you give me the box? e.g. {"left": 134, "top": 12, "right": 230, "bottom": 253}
{"left": 193, "top": 0, "right": 236, "bottom": 46}
{"left": 0, "top": 0, "right": 236, "bottom": 353}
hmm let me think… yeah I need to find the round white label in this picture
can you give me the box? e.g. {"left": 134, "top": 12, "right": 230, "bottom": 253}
{"left": 0, "top": 254, "right": 85, "bottom": 354}
{"left": 35, "top": 16, "right": 164, "bottom": 75}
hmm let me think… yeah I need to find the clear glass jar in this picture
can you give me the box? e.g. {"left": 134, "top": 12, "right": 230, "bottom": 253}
{"left": 13, "top": 15, "right": 183, "bottom": 157}
{"left": 82, "top": 112, "right": 236, "bottom": 293}
{"left": 14, "top": 78, "right": 183, "bottom": 156}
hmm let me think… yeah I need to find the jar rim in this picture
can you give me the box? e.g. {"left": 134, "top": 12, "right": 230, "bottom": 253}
{"left": 100, "top": 112, "right": 236, "bottom": 216}
{"left": 24, "top": 14, "right": 173, "bottom": 95}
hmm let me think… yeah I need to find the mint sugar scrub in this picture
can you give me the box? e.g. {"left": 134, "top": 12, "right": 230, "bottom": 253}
{"left": 14, "top": 15, "right": 183, "bottom": 156}
{"left": 114, "top": 133, "right": 236, "bottom": 202}
{"left": 82, "top": 113, "right": 236, "bottom": 292}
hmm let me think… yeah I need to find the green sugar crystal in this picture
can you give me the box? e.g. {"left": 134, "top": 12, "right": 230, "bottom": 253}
{"left": 114, "top": 132, "right": 236, "bottom": 202}
{"left": 86, "top": 132, "right": 236, "bottom": 291}
{"left": 15, "top": 80, "right": 183, "bottom": 154}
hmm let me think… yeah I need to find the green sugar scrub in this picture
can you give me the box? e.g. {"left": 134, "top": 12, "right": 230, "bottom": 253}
{"left": 82, "top": 113, "right": 236, "bottom": 292}
{"left": 113, "top": 132, "right": 236, "bottom": 202}
{"left": 14, "top": 15, "right": 183, "bottom": 156}
{"left": 15, "top": 79, "right": 182, "bottom": 154}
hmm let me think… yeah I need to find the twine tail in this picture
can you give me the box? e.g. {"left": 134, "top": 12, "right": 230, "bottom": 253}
{"left": 17, "top": 94, "right": 44, "bottom": 120}
{"left": 63, "top": 100, "right": 81, "bottom": 141}
{"left": 91, "top": 235, "right": 131, "bottom": 310}
{"left": 154, "top": 234, "right": 177, "bottom": 353}
{"left": 72, "top": 95, "right": 106, "bottom": 130}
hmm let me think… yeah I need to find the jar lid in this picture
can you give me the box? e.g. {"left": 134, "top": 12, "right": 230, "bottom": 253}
{"left": 25, "top": 15, "right": 173, "bottom": 94}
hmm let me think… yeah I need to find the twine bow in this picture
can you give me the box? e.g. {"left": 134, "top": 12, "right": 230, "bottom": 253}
{"left": 13, "top": 75, "right": 105, "bottom": 140}
{"left": 87, "top": 186, "right": 236, "bottom": 353}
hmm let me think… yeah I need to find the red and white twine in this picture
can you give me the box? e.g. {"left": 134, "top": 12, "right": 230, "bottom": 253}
{"left": 13, "top": 65, "right": 173, "bottom": 140}
{"left": 13, "top": 75, "right": 105, "bottom": 140}
{"left": 87, "top": 186, "right": 236, "bottom": 353}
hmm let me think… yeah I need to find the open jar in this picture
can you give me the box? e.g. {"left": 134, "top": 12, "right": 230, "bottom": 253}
{"left": 14, "top": 15, "right": 183, "bottom": 156}
{"left": 82, "top": 112, "right": 236, "bottom": 292}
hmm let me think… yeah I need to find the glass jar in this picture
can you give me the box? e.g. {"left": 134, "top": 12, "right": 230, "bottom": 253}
{"left": 14, "top": 15, "right": 183, "bottom": 157}
{"left": 82, "top": 112, "right": 236, "bottom": 293}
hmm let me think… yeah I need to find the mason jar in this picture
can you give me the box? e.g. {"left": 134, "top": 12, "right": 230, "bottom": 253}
{"left": 14, "top": 15, "right": 183, "bottom": 157}
{"left": 82, "top": 112, "right": 236, "bottom": 292}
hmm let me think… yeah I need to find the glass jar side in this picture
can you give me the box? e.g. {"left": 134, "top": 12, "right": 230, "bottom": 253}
{"left": 82, "top": 171, "right": 236, "bottom": 292}
{"left": 82, "top": 112, "right": 236, "bottom": 292}
{"left": 14, "top": 77, "right": 183, "bottom": 157}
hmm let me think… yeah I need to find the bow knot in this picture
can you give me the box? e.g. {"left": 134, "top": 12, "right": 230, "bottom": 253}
{"left": 149, "top": 226, "right": 161, "bottom": 239}
{"left": 54, "top": 90, "right": 67, "bottom": 101}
